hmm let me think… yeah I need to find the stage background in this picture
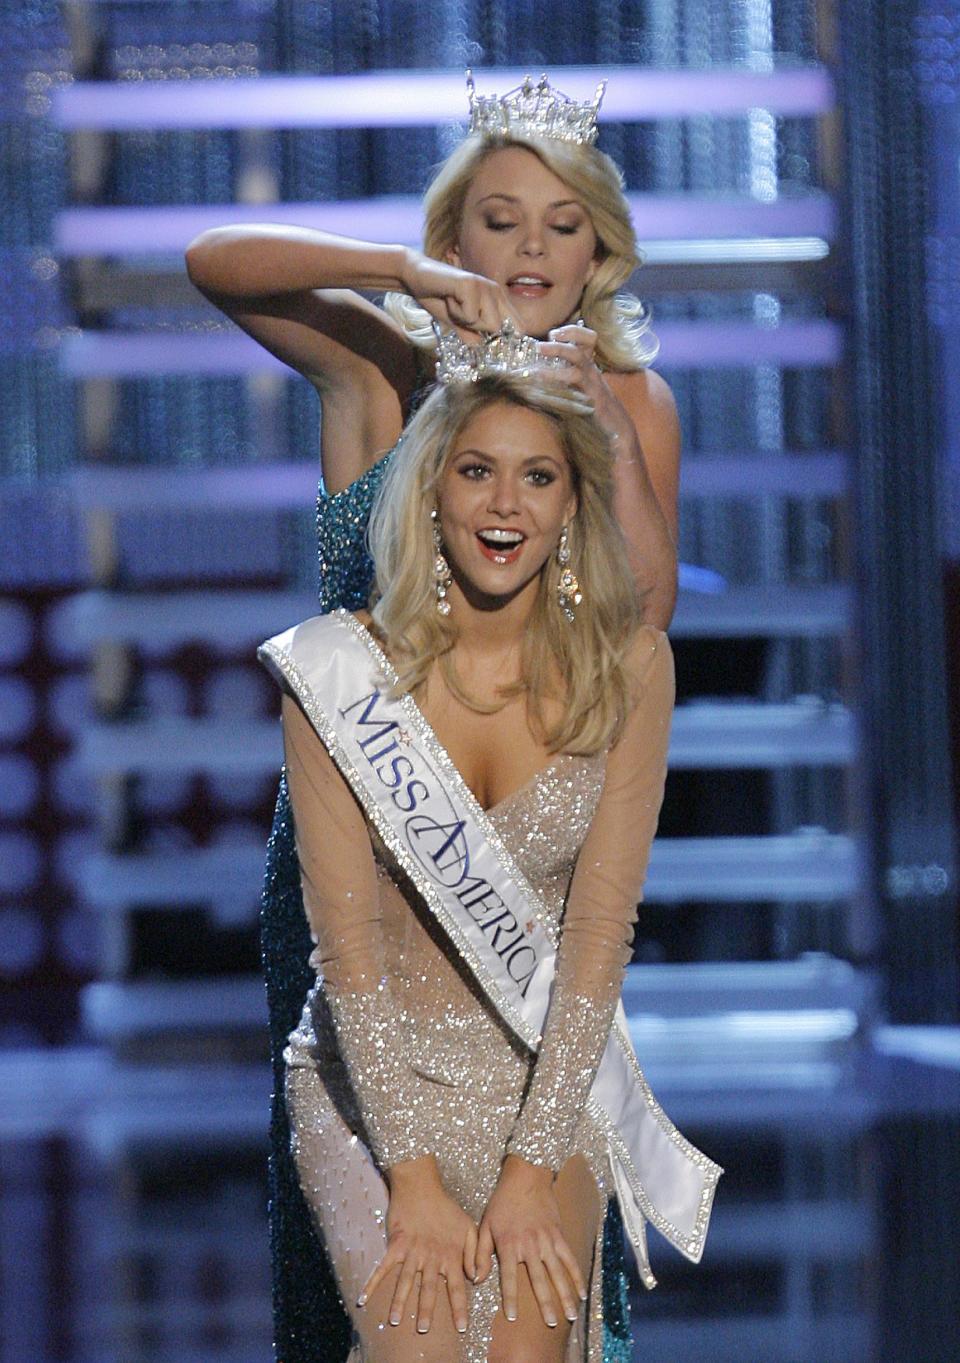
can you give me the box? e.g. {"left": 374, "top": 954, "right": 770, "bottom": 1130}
{"left": 1, "top": 1, "right": 958, "bottom": 1360}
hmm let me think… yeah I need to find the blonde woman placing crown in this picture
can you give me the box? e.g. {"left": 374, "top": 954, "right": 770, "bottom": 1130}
{"left": 184, "top": 73, "right": 687, "bottom": 1363}
{"left": 187, "top": 72, "right": 679, "bottom": 629}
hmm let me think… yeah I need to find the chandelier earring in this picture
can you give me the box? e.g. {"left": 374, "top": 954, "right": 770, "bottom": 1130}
{"left": 432, "top": 508, "right": 452, "bottom": 616}
{"left": 556, "top": 525, "right": 583, "bottom": 622}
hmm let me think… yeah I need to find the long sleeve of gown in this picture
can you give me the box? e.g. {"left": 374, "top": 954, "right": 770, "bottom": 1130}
{"left": 281, "top": 691, "right": 432, "bottom": 1171}
{"left": 505, "top": 628, "right": 675, "bottom": 1172}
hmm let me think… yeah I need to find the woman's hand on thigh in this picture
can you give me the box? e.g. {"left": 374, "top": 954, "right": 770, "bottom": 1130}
{"left": 476, "top": 1153, "right": 589, "bottom": 1328}
{"left": 358, "top": 1155, "right": 477, "bottom": 1335}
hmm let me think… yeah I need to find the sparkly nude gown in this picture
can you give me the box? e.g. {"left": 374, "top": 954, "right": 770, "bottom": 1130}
{"left": 273, "top": 614, "right": 674, "bottom": 1363}
{"left": 260, "top": 445, "right": 635, "bottom": 1362}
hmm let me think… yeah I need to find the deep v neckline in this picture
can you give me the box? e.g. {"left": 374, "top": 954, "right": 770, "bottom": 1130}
{"left": 338, "top": 609, "right": 571, "bottom": 815}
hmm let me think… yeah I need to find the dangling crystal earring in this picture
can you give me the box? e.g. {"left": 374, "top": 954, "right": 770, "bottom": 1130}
{"left": 432, "top": 508, "right": 452, "bottom": 616}
{"left": 556, "top": 525, "right": 582, "bottom": 622}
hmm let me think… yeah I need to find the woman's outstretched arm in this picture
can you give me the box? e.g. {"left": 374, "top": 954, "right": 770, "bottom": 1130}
{"left": 185, "top": 227, "right": 419, "bottom": 491}
{"left": 185, "top": 227, "right": 521, "bottom": 491}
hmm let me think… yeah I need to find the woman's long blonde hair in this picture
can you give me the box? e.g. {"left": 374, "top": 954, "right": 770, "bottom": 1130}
{"left": 383, "top": 131, "right": 658, "bottom": 372}
{"left": 367, "top": 374, "right": 645, "bottom": 755}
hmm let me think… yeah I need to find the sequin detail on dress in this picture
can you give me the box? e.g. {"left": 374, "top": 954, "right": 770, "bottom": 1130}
{"left": 261, "top": 446, "right": 633, "bottom": 1363}
{"left": 285, "top": 750, "right": 615, "bottom": 1363}
{"left": 260, "top": 453, "right": 395, "bottom": 1363}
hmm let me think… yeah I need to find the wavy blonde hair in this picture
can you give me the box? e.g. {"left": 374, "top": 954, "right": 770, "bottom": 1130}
{"left": 367, "top": 374, "right": 645, "bottom": 755}
{"left": 383, "top": 132, "right": 658, "bottom": 372}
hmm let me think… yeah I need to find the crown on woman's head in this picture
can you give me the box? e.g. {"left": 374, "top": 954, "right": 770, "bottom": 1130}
{"left": 466, "top": 70, "right": 605, "bottom": 146}
{"left": 433, "top": 320, "right": 562, "bottom": 385}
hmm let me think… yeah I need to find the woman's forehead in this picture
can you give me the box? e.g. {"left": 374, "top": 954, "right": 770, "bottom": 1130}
{"left": 466, "top": 145, "right": 582, "bottom": 205}
{"left": 448, "top": 399, "right": 569, "bottom": 458}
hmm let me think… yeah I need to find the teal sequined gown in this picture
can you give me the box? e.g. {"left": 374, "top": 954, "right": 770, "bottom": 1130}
{"left": 260, "top": 448, "right": 633, "bottom": 1362}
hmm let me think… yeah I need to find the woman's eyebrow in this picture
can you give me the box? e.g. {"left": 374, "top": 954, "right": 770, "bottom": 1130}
{"left": 475, "top": 193, "right": 583, "bottom": 210}
{"left": 522, "top": 453, "right": 565, "bottom": 468}
{"left": 453, "top": 448, "right": 565, "bottom": 468}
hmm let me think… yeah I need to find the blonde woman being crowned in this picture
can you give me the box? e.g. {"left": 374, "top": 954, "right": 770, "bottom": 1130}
{"left": 259, "top": 327, "right": 720, "bottom": 1362}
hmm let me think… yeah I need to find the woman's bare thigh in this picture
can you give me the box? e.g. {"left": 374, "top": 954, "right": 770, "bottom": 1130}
{"left": 288, "top": 1064, "right": 469, "bottom": 1362}
{"left": 487, "top": 1152, "right": 604, "bottom": 1363}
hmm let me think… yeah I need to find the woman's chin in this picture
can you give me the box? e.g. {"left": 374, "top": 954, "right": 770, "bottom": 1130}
{"left": 509, "top": 298, "right": 567, "bottom": 339}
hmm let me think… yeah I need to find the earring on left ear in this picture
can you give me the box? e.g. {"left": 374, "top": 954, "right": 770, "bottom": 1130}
{"left": 556, "top": 525, "right": 582, "bottom": 622}
{"left": 432, "top": 508, "right": 452, "bottom": 616}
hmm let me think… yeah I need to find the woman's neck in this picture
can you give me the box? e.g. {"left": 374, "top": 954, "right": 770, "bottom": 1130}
{"left": 447, "top": 585, "right": 533, "bottom": 668}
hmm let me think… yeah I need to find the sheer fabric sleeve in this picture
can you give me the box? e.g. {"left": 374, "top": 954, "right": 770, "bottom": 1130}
{"left": 281, "top": 690, "right": 432, "bottom": 1171}
{"left": 505, "top": 627, "right": 674, "bottom": 1172}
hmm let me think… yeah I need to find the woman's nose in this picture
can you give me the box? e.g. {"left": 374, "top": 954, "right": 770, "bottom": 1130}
{"left": 519, "top": 224, "right": 545, "bottom": 256}
{"left": 486, "top": 476, "right": 521, "bottom": 516}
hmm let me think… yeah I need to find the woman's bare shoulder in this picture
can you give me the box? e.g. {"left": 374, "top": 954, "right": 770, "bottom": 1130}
{"left": 606, "top": 366, "right": 678, "bottom": 424}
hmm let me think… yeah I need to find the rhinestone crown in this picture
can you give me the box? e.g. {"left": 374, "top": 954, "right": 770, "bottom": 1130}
{"left": 466, "top": 70, "right": 606, "bottom": 146}
{"left": 433, "top": 319, "right": 561, "bottom": 385}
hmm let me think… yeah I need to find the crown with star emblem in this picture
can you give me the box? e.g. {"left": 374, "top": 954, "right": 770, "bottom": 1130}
{"left": 466, "top": 70, "right": 606, "bottom": 146}
{"left": 433, "top": 319, "right": 563, "bottom": 385}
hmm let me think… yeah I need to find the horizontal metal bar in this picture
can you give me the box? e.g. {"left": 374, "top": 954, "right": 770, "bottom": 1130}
{"left": 76, "top": 844, "right": 267, "bottom": 908}
{"left": 669, "top": 700, "right": 855, "bottom": 767}
{"left": 685, "top": 1200, "right": 874, "bottom": 1258}
{"left": 671, "top": 584, "right": 849, "bottom": 636}
{"left": 54, "top": 588, "right": 318, "bottom": 653}
{"left": 874, "top": 1025, "right": 960, "bottom": 1072}
{"left": 58, "top": 319, "right": 842, "bottom": 377}
{"left": 680, "top": 452, "right": 847, "bottom": 498}
{"left": 53, "top": 65, "right": 835, "bottom": 132}
{"left": 55, "top": 196, "right": 836, "bottom": 255}
{"left": 645, "top": 832, "right": 859, "bottom": 901}
{"left": 641, "top": 259, "right": 834, "bottom": 296}
{"left": 79, "top": 719, "right": 282, "bottom": 774}
{"left": 642, "top": 236, "right": 831, "bottom": 264}
{"left": 70, "top": 462, "right": 321, "bottom": 511}
{"left": 83, "top": 977, "right": 267, "bottom": 1036}
{"left": 629, "top": 1010, "right": 862, "bottom": 1072}
{"left": 622, "top": 957, "right": 877, "bottom": 1016}
{"left": 0, "top": 1047, "right": 267, "bottom": 1141}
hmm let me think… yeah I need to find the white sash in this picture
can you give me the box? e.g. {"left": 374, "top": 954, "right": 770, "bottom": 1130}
{"left": 258, "top": 609, "right": 721, "bottom": 1287}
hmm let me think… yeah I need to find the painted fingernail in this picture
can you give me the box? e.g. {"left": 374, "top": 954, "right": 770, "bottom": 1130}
{"left": 457, "top": 1320, "right": 467, "bottom": 1333}
{"left": 506, "top": 1310, "right": 517, "bottom": 1322}
{"left": 389, "top": 1313, "right": 400, "bottom": 1326}
{"left": 546, "top": 1314, "right": 557, "bottom": 1328}
{"left": 356, "top": 1293, "right": 367, "bottom": 1307}
{"left": 417, "top": 1324, "right": 428, "bottom": 1334}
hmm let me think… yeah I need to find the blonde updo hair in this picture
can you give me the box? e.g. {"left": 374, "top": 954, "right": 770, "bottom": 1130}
{"left": 367, "top": 374, "right": 645, "bottom": 755}
{"left": 383, "top": 132, "right": 658, "bottom": 372}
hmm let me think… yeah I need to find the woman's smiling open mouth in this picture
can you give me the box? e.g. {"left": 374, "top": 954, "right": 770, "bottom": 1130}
{"left": 507, "top": 272, "right": 553, "bottom": 299}
{"left": 476, "top": 527, "right": 527, "bottom": 563}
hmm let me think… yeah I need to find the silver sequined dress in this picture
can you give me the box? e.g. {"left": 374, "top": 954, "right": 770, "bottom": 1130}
{"left": 278, "top": 624, "right": 674, "bottom": 1363}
